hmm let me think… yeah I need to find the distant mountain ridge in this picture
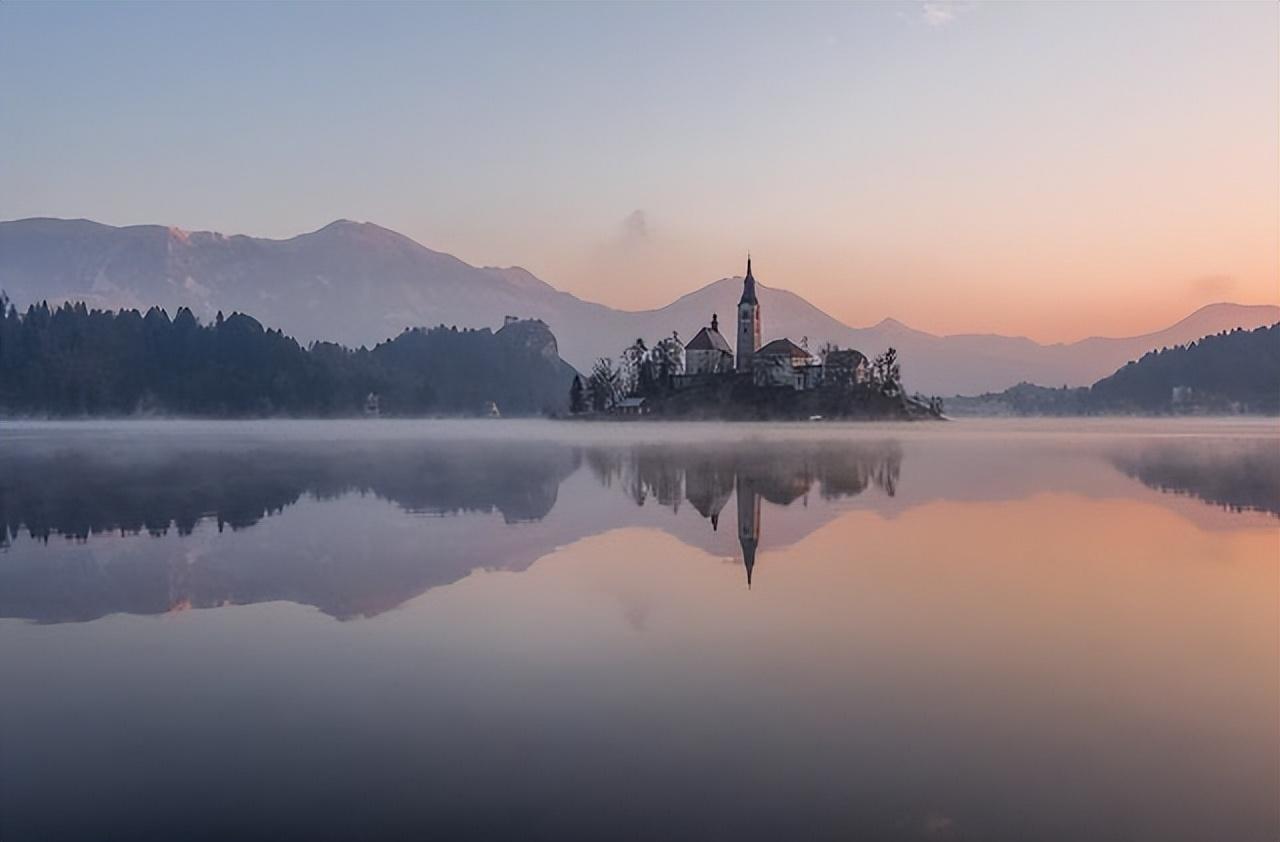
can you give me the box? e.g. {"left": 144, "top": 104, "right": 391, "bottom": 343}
{"left": 949, "top": 324, "right": 1280, "bottom": 416}
{"left": 2, "top": 216, "right": 1276, "bottom": 394}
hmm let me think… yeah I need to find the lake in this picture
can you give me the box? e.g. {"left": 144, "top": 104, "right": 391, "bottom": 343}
{"left": 1, "top": 419, "right": 1276, "bottom": 841}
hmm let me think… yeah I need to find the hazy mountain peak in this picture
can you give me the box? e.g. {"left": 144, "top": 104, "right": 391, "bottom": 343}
{"left": 3, "top": 215, "right": 1276, "bottom": 395}
{"left": 1167, "top": 301, "right": 1279, "bottom": 332}
{"left": 306, "top": 218, "right": 408, "bottom": 242}
{"left": 482, "top": 265, "right": 556, "bottom": 293}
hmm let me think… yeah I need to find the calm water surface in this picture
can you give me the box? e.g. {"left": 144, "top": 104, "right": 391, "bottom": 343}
{"left": 1, "top": 419, "right": 1277, "bottom": 841}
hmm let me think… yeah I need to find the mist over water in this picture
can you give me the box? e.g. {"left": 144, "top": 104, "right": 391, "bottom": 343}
{"left": 1, "top": 419, "right": 1276, "bottom": 841}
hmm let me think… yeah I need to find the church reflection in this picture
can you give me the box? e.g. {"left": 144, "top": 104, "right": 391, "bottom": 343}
{"left": 737, "top": 473, "right": 760, "bottom": 588}
{"left": 4, "top": 431, "right": 1267, "bottom": 624}
{"left": 0, "top": 438, "right": 904, "bottom": 621}
{"left": 583, "top": 441, "right": 902, "bottom": 587}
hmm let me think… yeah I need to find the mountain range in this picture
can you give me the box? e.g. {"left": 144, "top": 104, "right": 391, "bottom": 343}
{"left": 2, "top": 217, "right": 1276, "bottom": 395}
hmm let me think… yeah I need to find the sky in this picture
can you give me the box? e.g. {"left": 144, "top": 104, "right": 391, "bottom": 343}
{"left": 1, "top": 1, "right": 1276, "bottom": 342}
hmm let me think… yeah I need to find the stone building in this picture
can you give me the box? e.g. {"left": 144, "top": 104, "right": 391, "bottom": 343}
{"left": 669, "top": 256, "right": 870, "bottom": 397}
{"left": 685, "top": 314, "right": 734, "bottom": 375}
{"left": 753, "top": 338, "right": 821, "bottom": 389}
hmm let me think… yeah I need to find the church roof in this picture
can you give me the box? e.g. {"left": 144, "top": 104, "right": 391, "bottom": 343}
{"left": 686, "top": 326, "right": 732, "bottom": 353}
{"left": 757, "top": 338, "right": 812, "bottom": 359}
{"left": 825, "top": 348, "right": 868, "bottom": 365}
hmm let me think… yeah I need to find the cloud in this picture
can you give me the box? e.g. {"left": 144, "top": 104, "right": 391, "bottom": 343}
{"left": 1189, "top": 274, "right": 1237, "bottom": 299}
{"left": 622, "top": 209, "right": 650, "bottom": 241}
{"left": 922, "top": 2, "right": 957, "bottom": 27}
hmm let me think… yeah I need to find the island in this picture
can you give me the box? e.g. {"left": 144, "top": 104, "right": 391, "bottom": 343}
{"left": 567, "top": 259, "right": 943, "bottom": 421}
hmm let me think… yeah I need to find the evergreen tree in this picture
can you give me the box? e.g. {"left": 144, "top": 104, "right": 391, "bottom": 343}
{"left": 0, "top": 302, "right": 576, "bottom": 417}
{"left": 569, "top": 375, "right": 586, "bottom": 414}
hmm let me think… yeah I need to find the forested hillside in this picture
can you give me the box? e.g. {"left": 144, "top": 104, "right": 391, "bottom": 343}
{"left": 0, "top": 295, "right": 575, "bottom": 417}
{"left": 949, "top": 324, "right": 1279, "bottom": 416}
{"left": 1089, "top": 324, "right": 1279, "bottom": 412}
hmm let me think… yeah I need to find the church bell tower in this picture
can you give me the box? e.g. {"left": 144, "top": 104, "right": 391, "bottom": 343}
{"left": 736, "top": 256, "right": 761, "bottom": 372}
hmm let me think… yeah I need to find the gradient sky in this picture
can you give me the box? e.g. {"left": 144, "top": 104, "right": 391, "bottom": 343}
{"left": 2, "top": 2, "right": 1276, "bottom": 341}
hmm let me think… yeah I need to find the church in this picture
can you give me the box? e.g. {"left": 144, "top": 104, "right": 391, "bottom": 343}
{"left": 676, "top": 258, "right": 867, "bottom": 391}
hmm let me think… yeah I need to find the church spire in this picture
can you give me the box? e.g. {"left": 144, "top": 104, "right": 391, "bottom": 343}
{"left": 739, "top": 254, "right": 757, "bottom": 305}
{"left": 736, "top": 474, "right": 760, "bottom": 590}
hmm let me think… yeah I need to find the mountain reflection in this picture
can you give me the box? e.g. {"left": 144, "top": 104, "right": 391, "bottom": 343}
{"left": 0, "top": 438, "right": 902, "bottom": 622}
{"left": 0, "top": 431, "right": 1272, "bottom": 624}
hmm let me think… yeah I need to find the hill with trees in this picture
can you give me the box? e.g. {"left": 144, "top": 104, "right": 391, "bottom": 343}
{"left": 0, "top": 295, "right": 575, "bottom": 417}
{"left": 948, "top": 324, "right": 1279, "bottom": 415}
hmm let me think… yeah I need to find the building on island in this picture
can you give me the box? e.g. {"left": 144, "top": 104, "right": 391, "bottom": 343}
{"left": 615, "top": 397, "right": 650, "bottom": 416}
{"left": 736, "top": 257, "right": 762, "bottom": 372}
{"left": 685, "top": 314, "right": 734, "bottom": 375}
{"left": 609, "top": 256, "right": 870, "bottom": 410}
{"left": 734, "top": 255, "right": 864, "bottom": 391}
{"left": 823, "top": 348, "right": 870, "bottom": 387}
{"left": 754, "top": 338, "right": 821, "bottom": 390}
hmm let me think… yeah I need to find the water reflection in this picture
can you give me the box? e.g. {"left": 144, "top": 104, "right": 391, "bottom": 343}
{"left": 584, "top": 441, "right": 901, "bottom": 586}
{"left": 1108, "top": 438, "right": 1280, "bottom": 516}
{"left": 0, "top": 441, "right": 579, "bottom": 542}
{"left": 0, "top": 431, "right": 1273, "bottom": 624}
{"left": 0, "top": 439, "right": 904, "bottom": 621}
{"left": 0, "top": 423, "right": 1276, "bottom": 842}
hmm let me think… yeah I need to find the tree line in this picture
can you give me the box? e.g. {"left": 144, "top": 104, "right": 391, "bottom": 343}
{"left": 0, "top": 294, "right": 575, "bottom": 417}
{"left": 1090, "top": 323, "right": 1279, "bottom": 412}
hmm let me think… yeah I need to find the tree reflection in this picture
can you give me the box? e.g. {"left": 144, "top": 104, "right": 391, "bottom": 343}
{"left": 0, "top": 442, "right": 579, "bottom": 546}
{"left": 0, "top": 438, "right": 906, "bottom": 621}
{"left": 12, "top": 431, "right": 1276, "bottom": 623}
{"left": 1109, "top": 439, "right": 1280, "bottom": 517}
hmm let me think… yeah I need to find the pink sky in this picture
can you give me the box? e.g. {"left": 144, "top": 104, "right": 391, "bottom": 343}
{"left": 3, "top": 2, "right": 1276, "bottom": 342}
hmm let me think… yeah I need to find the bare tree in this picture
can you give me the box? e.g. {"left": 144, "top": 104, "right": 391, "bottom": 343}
{"left": 871, "top": 347, "right": 901, "bottom": 396}
{"left": 588, "top": 357, "right": 621, "bottom": 411}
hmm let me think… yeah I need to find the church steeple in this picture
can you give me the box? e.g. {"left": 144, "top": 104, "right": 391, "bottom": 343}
{"left": 736, "top": 474, "right": 760, "bottom": 590}
{"left": 736, "top": 255, "right": 762, "bottom": 371}
{"left": 739, "top": 255, "right": 757, "bottom": 305}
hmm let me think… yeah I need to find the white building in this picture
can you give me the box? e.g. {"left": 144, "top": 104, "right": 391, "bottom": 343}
{"left": 671, "top": 257, "right": 870, "bottom": 395}
{"left": 685, "top": 314, "right": 734, "bottom": 375}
